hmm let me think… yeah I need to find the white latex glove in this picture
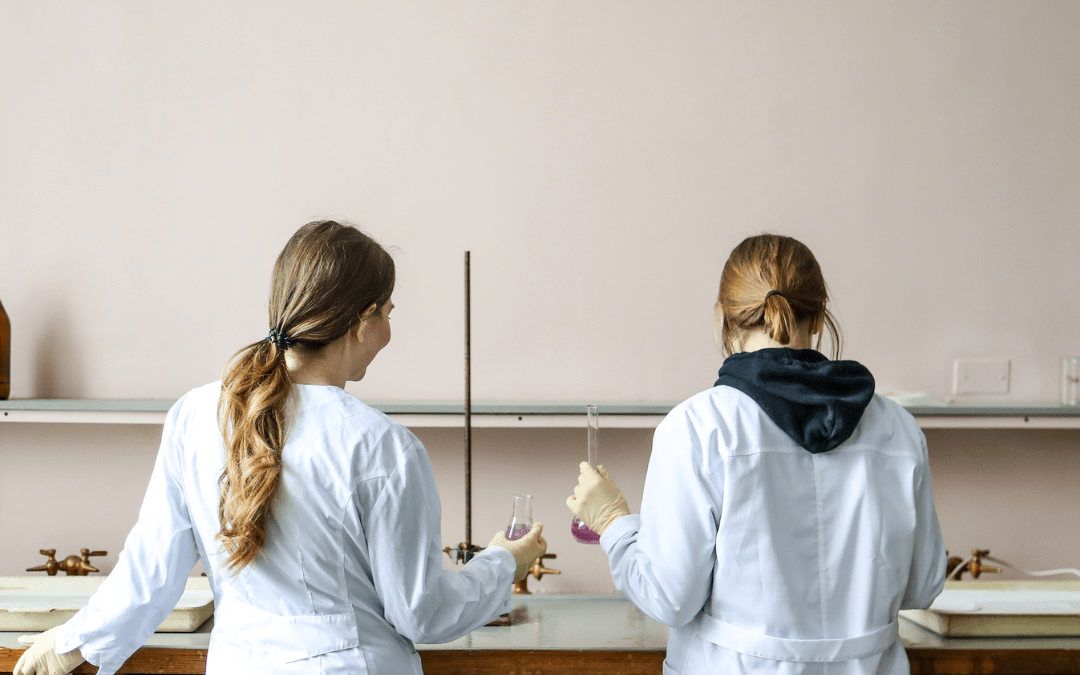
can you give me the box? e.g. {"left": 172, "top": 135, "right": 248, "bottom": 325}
{"left": 487, "top": 522, "right": 547, "bottom": 582}
{"left": 14, "top": 626, "right": 85, "bottom": 675}
{"left": 566, "top": 462, "right": 630, "bottom": 536}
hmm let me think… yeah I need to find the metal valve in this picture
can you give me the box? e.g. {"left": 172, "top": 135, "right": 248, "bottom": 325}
{"left": 443, "top": 542, "right": 485, "bottom": 565}
{"left": 946, "top": 548, "right": 1002, "bottom": 580}
{"left": 27, "top": 548, "right": 108, "bottom": 576}
{"left": 513, "top": 553, "right": 560, "bottom": 595}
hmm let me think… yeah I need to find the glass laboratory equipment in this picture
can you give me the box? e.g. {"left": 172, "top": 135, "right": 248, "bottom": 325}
{"left": 0, "top": 297, "right": 9, "bottom": 400}
{"left": 1063, "top": 356, "right": 1080, "bottom": 406}
{"left": 571, "top": 404, "right": 602, "bottom": 544}
{"left": 505, "top": 494, "right": 533, "bottom": 540}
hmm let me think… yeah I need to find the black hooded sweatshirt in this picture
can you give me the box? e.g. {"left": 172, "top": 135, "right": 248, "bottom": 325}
{"left": 714, "top": 348, "right": 876, "bottom": 454}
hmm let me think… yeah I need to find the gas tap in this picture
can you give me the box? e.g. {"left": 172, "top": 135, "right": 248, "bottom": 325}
{"left": 513, "top": 553, "right": 560, "bottom": 595}
{"left": 946, "top": 549, "right": 1002, "bottom": 580}
{"left": 27, "top": 548, "right": 107, "bottom": 576}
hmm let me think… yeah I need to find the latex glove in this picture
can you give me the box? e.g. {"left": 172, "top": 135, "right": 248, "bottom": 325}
{"left": 14, "top": 626, "right": 85, "bottom": 675}
{"left": 566, "top": 462, "right": 630, "bottom": 536}
{"left": 487, "top": 522, "right": 547, "bottom": 582}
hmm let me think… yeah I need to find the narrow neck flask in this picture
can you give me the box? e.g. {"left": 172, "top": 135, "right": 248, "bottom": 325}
{"left": 586, "top": 403, "right": 599, "bottom": 465}
{"left": 505, "top": 494, "right": 533, "bottom": 540}
{"left": 571, "top": 404, "right": 602, "bottom": 544}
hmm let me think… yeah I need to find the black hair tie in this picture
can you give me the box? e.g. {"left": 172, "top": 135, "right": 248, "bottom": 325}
{"left": 764, "top": 290, "right": 784, "bottom": 301}
{"left": 266, "top": 327, "right": 295, "bottom": 351}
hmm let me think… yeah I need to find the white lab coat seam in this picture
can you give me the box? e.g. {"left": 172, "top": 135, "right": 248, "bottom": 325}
{"left": 297, "top": 545, "right": 316, "bottom": 614}
{"left": 813, "top": 453, "right": 829, "bottom": 640}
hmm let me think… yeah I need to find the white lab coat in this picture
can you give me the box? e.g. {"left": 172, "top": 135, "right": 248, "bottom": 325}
{"left": 602, "top": 386, "right": 947, "bottom": 675}
{"left": 55, "top": 382, "right": 515, "bottom": 674}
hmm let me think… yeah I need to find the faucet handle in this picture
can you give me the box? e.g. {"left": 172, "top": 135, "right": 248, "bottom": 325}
{"left": 65, "top": 549, "right": 107, "bottom": 576}
{"left": 969, "top": 549, "right": 1001, "bottom": 579}
{"left": 529, "top": 553, "right": 561, "bottom": 582}
{"left": 27, "top": 549, "right": 61, "bottom": 575}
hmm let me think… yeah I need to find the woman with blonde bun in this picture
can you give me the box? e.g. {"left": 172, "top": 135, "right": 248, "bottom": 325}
{"left": 568, "top": 233, "right": 945, "bottom": 675}
{"left": 17, "top": 220, "right": 545, "bottom": 675}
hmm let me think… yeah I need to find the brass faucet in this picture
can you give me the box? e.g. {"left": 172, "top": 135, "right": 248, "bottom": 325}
{"left": 946, "top": 549, "right": 1002, "bottom": 580}
{"left": 513, "top": 553, "right": 560, "bottom": 594}
{"left": 443, "top": 542, "right": 485, "bottom": 565}
{"left": 27, "top": 549, "right": 107, "bottom": 576}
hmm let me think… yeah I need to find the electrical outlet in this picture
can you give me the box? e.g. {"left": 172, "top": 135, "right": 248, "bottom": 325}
{"left": 953, "top": 358, "right": 1011, "bottom": 395}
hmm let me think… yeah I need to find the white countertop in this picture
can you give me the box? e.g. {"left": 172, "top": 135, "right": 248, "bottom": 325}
{"left": 0, "top": 594, "right": 667, "bottom": 652}
{"left": 4, "top": 595, "right": 1080, "bottom": 653}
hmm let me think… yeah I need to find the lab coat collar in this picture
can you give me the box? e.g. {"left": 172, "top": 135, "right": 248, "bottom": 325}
{"left": 714, "top": 348, "right": 875, "bottom": 454}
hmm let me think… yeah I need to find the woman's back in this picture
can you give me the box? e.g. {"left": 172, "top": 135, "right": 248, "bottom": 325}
{"left": 703, "top": 389, "right": 938, "bottom": 634}
{"left": 603, "top": 353, "right": 945, "bottom": 675}
{"left": 168, "top": 382, "right": 510, "bottom": 673}
{"left": 56, "top": 381, "right": 513, "bottom": 675}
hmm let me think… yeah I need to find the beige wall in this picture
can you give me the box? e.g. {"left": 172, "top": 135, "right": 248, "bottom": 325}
{"left": 1, "top": 2, "right": 1079, "bottom": 406}
{"left": 2, "top": 422, "right": 1078, "bottom": 590}
{"left": 0, "top": 3, "right": 1078, "bottom": 589}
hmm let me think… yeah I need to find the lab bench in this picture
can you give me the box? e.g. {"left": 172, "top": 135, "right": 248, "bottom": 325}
{"left": 3, "top": 595, "right": 1080, "bottom": 675}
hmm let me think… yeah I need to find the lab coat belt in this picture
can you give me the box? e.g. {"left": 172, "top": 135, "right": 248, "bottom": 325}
{"left": 213, "top": 598, "right": 361, "bottom": 663}
{"left": 692, "top": 612, "right": 900, "bottom": 662}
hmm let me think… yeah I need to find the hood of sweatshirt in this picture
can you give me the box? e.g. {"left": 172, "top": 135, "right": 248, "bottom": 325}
{"left": 714, "top": 348, "right": 876, "bottom": 454}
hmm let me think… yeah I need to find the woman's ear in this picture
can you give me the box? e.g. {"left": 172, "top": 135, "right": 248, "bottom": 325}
{"left": 352, "top": 303, "right": 380, "bottom": 342}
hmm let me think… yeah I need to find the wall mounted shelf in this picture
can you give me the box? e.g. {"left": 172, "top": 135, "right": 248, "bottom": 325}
{"left": 2, "top": 398, "right": 1079, "bottom": 429}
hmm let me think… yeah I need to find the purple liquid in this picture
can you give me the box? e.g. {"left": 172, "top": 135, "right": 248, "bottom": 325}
{"left": 505, "top": 524, "right": 531, "bottom": 540}
{"left": 570, "top": 517, "right": 601, "bottom": 544}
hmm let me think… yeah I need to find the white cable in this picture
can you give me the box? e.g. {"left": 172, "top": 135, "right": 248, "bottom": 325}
{"left": 983, "top": 555, "right": 1080, "bottom": 579}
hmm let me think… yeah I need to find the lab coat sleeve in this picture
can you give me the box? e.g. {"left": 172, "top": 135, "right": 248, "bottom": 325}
{"left": 365, "top": 433, "right": 514, "bottom": 644}
{"left": 602, "top": 411, "right": 720, "bottom": 627}
{"left": 900, "top": 435, "right": 947, "bottom": 610}
{"left": 53, "top": 403, "right": 200, "bottom": 675}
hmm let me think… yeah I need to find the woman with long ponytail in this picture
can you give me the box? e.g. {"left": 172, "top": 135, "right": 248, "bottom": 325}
{"left": 17, "top": 220, "right": 546, "bottom": 675}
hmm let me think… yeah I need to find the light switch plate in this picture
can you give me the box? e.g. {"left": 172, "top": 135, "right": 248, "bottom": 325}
{"left": 953, "top": 358, "right": 1011, "bottom": 395}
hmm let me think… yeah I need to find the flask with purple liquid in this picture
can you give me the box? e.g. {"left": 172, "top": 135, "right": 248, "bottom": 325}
{"left": 571, "top": 404, "right": 602, "bottom": 544}
{"left": 505, "top": 494, "right": 533, "bottom": 540}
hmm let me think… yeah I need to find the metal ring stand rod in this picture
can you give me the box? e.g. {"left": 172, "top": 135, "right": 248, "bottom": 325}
{"left": 464, "top": 251, "right": 473, "bottom": 561}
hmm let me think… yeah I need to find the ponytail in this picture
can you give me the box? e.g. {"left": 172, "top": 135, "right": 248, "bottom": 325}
{"left": 216, "top": 339, "right": 291, "bottom": 573}
{"left": 762, "top": 292, "right": 797, "bottom": 347}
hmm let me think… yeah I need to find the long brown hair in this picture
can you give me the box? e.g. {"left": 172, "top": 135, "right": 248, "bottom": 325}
{"left": 715, "top": 234, "right": 841, "bottom": 359}
{"left": 216, "top": 220, "right": 395, "bottom": 572}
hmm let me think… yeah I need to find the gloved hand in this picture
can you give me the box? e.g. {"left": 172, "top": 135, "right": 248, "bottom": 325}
{"left": 566, "top": 462, "right": 630, "bottom": 537}
{"left": 487, "top": 522, "right": 547, "bottom": 582}
{"left": 14, "top": 626, "right": 85, "bottom": 675}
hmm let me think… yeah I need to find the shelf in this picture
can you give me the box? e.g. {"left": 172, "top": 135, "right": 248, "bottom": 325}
{"left": 2, "top": 399, "right": 1079, "bottom": 429}
{"left": 0, "top": 400, "right": 671, "bottom": 428}
{"left": 903, "top": 399, "right": 1080, "bottom": 429}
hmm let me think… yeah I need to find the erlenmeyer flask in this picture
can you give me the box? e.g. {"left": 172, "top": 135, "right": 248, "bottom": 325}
{"left": 571, "top": 404, "right": 602, "bottom": 544}
{"left": 505, "top": 494, "right": 533, "bottom": 540}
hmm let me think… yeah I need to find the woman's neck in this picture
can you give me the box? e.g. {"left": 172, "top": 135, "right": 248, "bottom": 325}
{"left": 733, "top": 322, "right": 816, "bottom": 353}
{"left": 285, "top": 335, "right": 350, "bottom": 389}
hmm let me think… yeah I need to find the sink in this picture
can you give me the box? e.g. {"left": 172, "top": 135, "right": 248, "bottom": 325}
{"left": 0, "top": 576, "right": 213, "bottom": 633}
{"left": 900, "top": 580, "right": 1080, "bottom": 637}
